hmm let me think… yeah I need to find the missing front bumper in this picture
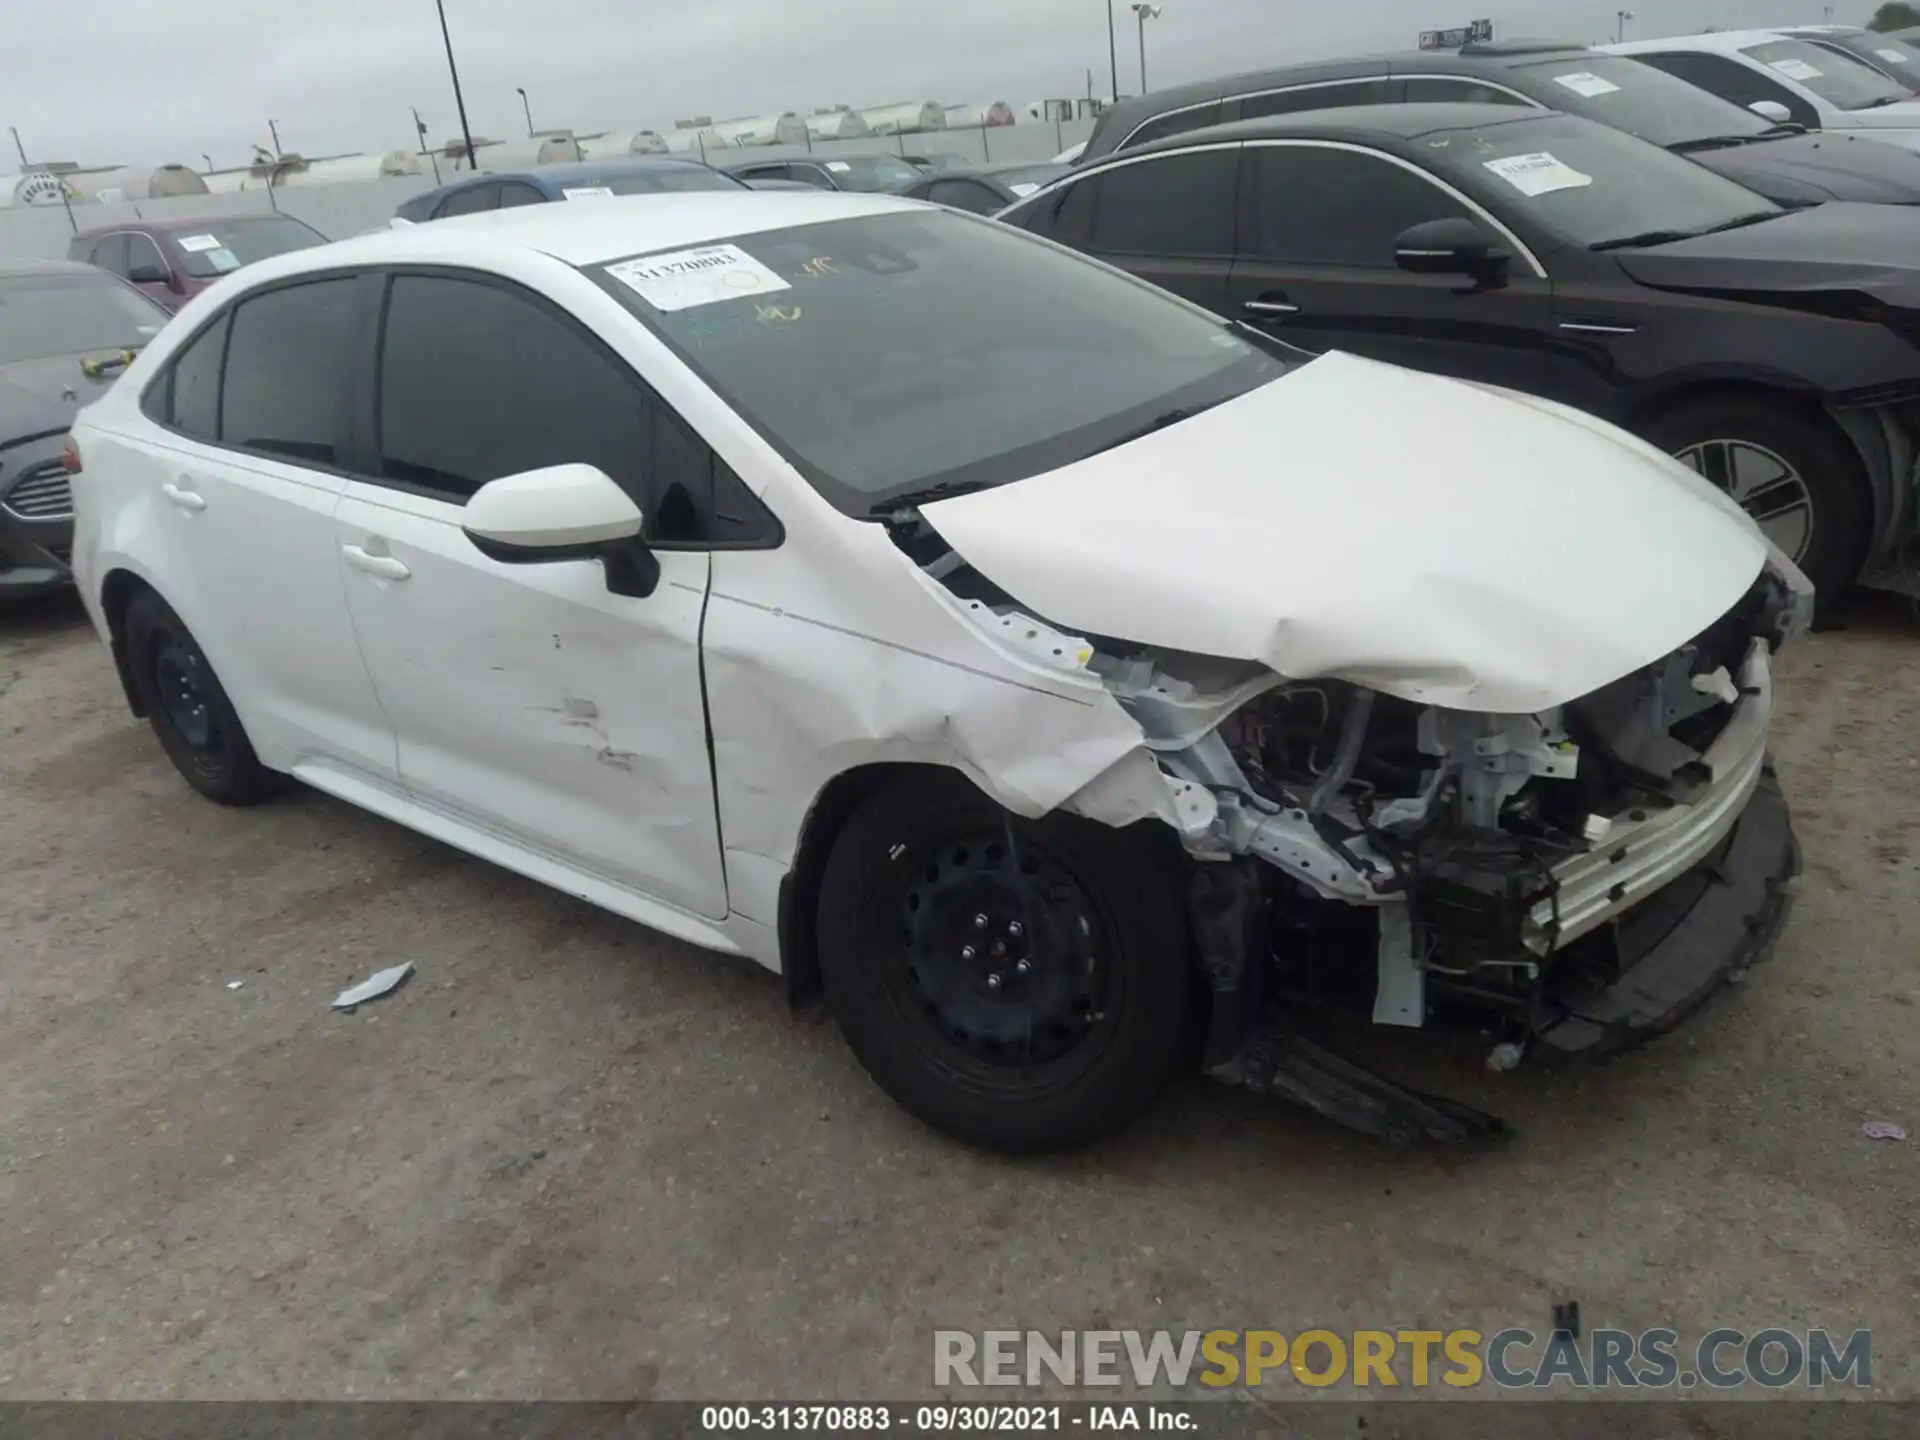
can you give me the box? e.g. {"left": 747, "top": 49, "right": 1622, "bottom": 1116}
{"left": 1532, "top": 763, "right": 1798, "bottom": 1059}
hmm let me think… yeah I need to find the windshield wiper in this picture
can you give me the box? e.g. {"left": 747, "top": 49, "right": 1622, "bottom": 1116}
{"left": 1589, "top": 211, "right": 1779, "bottom": 252}
{"left": 1085, "top": 400, "right": 1223, "bottom": 459}
{"left": 1853, "top": 95, "right": 1905, "bottom": 110}
{"left": 1668, "top": 135, "right": 1761, "bottom": 153}
{"left": 877, "top": 477, "right": 995, "bottom": 518}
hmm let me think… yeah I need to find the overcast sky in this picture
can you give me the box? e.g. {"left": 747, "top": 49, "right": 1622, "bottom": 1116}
{"left": 8, "top": 0, "right": 1872, "bottom": 168}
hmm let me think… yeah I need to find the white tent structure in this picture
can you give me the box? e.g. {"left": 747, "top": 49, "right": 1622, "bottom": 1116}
{"left": 69, "top": 163, "right": 210, "bottom": 201}
{"left": 806, "top": 107, "right": 870, "bottom": 140}
{"left": 860, "top": 101, "right": 946, "bottom": 134}
{"left": 578, "top": 131, "right": 672, "bottom": 160}
{"left": 278, "top": 151, "right": 422, "bottom": 187}
{"left": 0, "top": 171, "right": 75, "bottom": 207}
{"left": 470, "top": 133, "right": 585, "bottom": 170}
{"left": 943, "top": 101, "right": 1016, "bottom": 129}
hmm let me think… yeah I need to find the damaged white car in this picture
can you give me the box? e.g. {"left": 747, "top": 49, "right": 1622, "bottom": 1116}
{"left": 69, "top": 193, "right": 1808, "bottom": 1151}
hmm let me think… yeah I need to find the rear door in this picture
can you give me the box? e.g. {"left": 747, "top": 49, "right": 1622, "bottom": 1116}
{"left": 332, "top": 269, "right": 727, "bottom": 919}
{"left": 130, "top": 276, "right": 398, "bottom": 782}
{"left": 1225, "top": 140, "right": 1577, "bottom": 403}
{"left": 1026, "top": 146, "right": 1240, "bottom": 313}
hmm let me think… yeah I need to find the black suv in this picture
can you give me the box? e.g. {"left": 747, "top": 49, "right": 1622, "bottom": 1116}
{"left": 1078, "top": 39, "right": 1920, "bottom": 206}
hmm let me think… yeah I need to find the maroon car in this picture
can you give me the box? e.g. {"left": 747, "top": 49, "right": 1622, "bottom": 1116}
{"left": 66, "top": 213, "right": 328, "bottom": 311}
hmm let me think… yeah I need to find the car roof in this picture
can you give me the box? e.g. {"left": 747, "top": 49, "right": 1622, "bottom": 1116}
{"left": 1603, "top": 30, "right": 1795, "bottom": 58}
{"left": 71, "top": 213, "right": 297, "bottom": 241}
{"left": 0, "top": 257, "right": 113, "bottom": 280}
{"left": 239, "top": 191, "right": 916, "bottom": 278}
{"left": 1122, "top": 100, "right": 1556, "bottom": 155}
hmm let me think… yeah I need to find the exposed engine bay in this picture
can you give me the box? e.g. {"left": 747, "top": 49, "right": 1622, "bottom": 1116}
{"left": 894, "top": 514, "right": 1806, "bottom": 1105}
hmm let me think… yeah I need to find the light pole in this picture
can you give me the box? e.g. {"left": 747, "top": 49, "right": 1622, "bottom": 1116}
{"left": 516, "top": 86, "right": 533, "bottom": 138}
{"left": 412, "top": 106, "right": 442, "bottom": 182}
{"left": 268, "top": 118, "right": 282, "bottom": 156}
{"left": 1614, "top": 9, "right": 1634, "bottom": 42}
{"left": 201, "top": 152, "right": 213, "bottom": 173}
{"left": 7, "top": 126, "right": 27, "bottom": 168}
{"left": 1106, "top": 0, "right": 1120, "bottom": 103}
{"left": 434, "top": 0, "right": 478, "bottom": 169}
{"left": 1132, "top": 4, "right": 1161, "bottom": 93}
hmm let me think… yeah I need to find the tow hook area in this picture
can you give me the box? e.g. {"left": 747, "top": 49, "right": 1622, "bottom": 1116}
{"left": 1189, "top": 859, "right": 1510, "bottom": 1146}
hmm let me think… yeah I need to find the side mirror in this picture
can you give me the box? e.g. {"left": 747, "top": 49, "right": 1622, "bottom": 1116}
{"left": 126, "top": 262, "right": 171, "bottom": 285}
{"left": 461, "top": 463, "right": 660, "bottom": 598}
{"left": 1393, "top": 217, "right": 1511, "bottom": 280}
{"left": 1748, "top": 100, "right": 1794, "bottom": 124}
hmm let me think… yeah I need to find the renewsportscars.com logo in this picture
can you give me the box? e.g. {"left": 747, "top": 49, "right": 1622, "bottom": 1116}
{"left": 934, "top": 1328, "right": 1874, "bottom": 1391}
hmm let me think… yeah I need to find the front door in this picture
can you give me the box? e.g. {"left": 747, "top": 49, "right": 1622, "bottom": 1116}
{"left": 1225, "top": 141, "right": 1594, "bottom": 410}
{"left": 333, "top": 271, "right": 726, "bottom": 919}
{"left": 1042, "top": 146, "right": 1240, "bottom": 315}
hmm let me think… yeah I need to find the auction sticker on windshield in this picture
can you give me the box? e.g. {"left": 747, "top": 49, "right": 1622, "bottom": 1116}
{"left": 563, "top": 186, "right": 615, "bottom": 199}
{"left": 1877, "top": 47, "right": 1913, "bottom": 64}
{"left": 826, "top": 161, "right": 852, "bottom": 172}
{"left": 1768, "top": 58, "right": 1824, "bottom": 81}
{"left": 1553, "top": 71, "right": 1621, "bottom": 97}
{"left": 177, "top": 234, "right": 222, "bottom": 252}
{"left": 604, "top": 243, "right": 792, "bottom": 311}
{"left": 1482, "top": 151, "right": 1593, "bottom": 197}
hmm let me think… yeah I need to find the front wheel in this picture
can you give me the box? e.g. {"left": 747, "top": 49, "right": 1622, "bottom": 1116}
{"left": 1642, "top": 396, "right": 1872, "bottom": 611}
{"left": 815, "top": 771, "right": 1192, "bottom": 1153}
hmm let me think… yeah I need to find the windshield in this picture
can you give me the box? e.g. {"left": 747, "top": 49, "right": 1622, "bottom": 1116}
{"left": 171, "top": 216, "right": 325, "bottom": 278}
{"left": 1419, "top": 113, "right": 1781, "bottom": 249}
{"left": 1738, "top": 38, "right": 1911, "bottom": 110}
{"left": 821, "top": 155, "right": 921, "bottom": 191}
{"left": 1802, "top": 31, "right": 1920, "bottom": 91}
{"left": 1513, "top": 54, "right": 1771, "bottom": 146}
{"left": 0, "top": 273, "right": 168, "bottom": 364}
{"left": 590, "top": 211, "right": 1291, "bottom": 514}
{"left": 599, "top": 167, "right": 746, "bottom": 195}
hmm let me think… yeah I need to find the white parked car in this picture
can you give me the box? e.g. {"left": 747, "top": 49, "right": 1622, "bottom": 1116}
{"left": 1604, "top": 29, "right": 1920, "bottom": 147}
{"left": 70, "top": 193, "right": 1808, "bottom": 1151}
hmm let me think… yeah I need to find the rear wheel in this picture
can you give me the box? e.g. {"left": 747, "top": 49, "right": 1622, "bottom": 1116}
{"left": 1642, "top": 396, "right": 1871, "bottom": 610}
{"left": 815, "top": 770, "right": 1191, "bottom": 1152}
{"left": 124, "top": 590, "right": 277, "bottom": 805}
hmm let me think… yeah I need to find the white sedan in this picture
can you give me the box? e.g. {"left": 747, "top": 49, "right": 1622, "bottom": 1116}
{"left": 70, "top": 192, "right": 1808, "bottom": 1150}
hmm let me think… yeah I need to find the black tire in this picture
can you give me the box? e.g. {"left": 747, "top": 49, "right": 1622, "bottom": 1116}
{"left": 1641, "top": 396, "right": 1871, "bottom": 612}
{"left": 124, "top": 589, "right": 277, "bottom": 805}
{"left": 816, "top": 769, "right": 1192, "bottom": 1153}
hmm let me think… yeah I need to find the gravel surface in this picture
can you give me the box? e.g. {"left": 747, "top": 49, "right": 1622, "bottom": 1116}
{"left": 0, "top": 591, "right": 1914, "bottom": 1402}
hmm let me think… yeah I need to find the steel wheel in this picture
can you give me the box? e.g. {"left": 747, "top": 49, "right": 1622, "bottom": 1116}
{"left": 152, "top": 635, "right": 224, "bottom": 775}
{"left": 1671, "top": 438, "right": 1814, "bottom": 563}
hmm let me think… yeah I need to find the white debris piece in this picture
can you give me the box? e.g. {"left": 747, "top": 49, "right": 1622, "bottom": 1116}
{"left": 1862, "top": 1120, "right": 1907, "bottom": 1142}
{"left": 332, "top": 962, "right": 416, "bottom": 1012}
{"left": 225, "top": 980, "right": 244, "bottom": 991}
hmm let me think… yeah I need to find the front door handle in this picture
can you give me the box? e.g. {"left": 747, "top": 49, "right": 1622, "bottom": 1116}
{"left": 161, "top": 481, "right": 206, "bottom": 512}
{"left": 341, "top": 544, "right": 411, "bottom": 581}
{"left": 1243, "top": 293, "right": 1301, "bottom": 317}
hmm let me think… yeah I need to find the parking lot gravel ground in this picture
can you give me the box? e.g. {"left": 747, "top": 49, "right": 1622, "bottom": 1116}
{"left": 0, "top": 590, "right": 1915, "bottom": 1406}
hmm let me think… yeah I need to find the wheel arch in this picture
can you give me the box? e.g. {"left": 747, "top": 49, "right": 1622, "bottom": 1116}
{"left": 99, "top": 567, "right": 157, "bottom": 718}
{"left": 776, "top": 761, "right": 950, "bottom": 1007}
{"left": 1627, "top": 377, "right": 1890, "bottom": 551}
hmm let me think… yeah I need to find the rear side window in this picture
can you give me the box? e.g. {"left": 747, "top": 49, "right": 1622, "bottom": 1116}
{"left": 1082, "top": 150, "right": 1238, "bottom": 255}
{"left": 1401, "top": 76, "right": 1532, "bottom": 105}
{"left": 436, "top": 184, "right": 499, "bottom": 218}
{"left": 219, "top": 279, "right": 359, "bottom": 464}
{"left": 88, "top": 234, "right": 129, "bottom": 276}
{"left": 1243, "top": 146, "right": 1469, "bottom": 266}
{"left": 1237, "top": 80, "right": 1396, "bottom": 118}
{"left": 146, "top": 313, "right": 229, "bottom": 438}
{"left": 1119, "top": 100, "right": 1224, "bottom": 150}
{"left": 375, "top": 273, "right": 771, "bottom": 545}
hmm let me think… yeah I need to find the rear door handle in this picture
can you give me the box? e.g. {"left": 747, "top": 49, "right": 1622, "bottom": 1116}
{"left": 341, "top": 544, "right": 411, "bottom": 581}
{"left": 161, "top": 481, "right": 206, "bottom": 512}
{"left": 1243, "top": 295, "right": 1301, "bottom": 317}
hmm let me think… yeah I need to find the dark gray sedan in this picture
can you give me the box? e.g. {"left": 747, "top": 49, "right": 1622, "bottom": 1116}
{"left": 1, "top": 260, "right": 169, "bottom": 598}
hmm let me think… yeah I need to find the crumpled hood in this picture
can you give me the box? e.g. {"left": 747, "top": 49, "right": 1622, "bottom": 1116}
{"left": 1611, "top": 200, "right": 1920, "bottom": 298}
{"left": 0, "top": 353, "right": 121, "bottom": 443}
{"left": 1698, "top": 131, "right": 1920, "bottom": 204}
{"left": 921, "top": 351, "right": 1767, "bottom": 714}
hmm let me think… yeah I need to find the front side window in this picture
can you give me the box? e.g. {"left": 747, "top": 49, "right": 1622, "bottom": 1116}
{"left": 125, "top": 233, "right": 167, "bottom": 279}
{"left": 1738, "top": 38, "right": 1910, "bottom": 110}
{"left": 0, "top": 271, "right": 167, "bottom": 364}
{"left": 1238, "top": 80, "right": 1396, "bottom": 118}
{"left": 590, "top": 209, "right": 1292, "bottom": 514}
{"left": 219, "top": 279, "right": 359, "bottom": 464}
{"left": 815, "top": 155, "right": 920, "bottom": 192}
{"left": 1083, "top": 150, "right": 1238, "bottom": 256}
{"left": 1415, "top": 112, "right": 1782, "bottom": 250}
{"left": 1403, "top": 77, "right": 1533, "bottom": 106}
{"left": 497, "top": 182, "right": 546, "bottom": 208}
{"left": 1628, "top": 51, "right": 1820, "bottom": 128}
{"left": 436, "top": 184, "right": 499, "bottom": 218}
{"left": 926, "top": 178, "right": 1008, "bottom": 215}
{"left": 169, "top": 216, "right": 326, "bottom": 278}
{"left": 376, "top": 273, "right": 756, "bottom": 544}
{"left": 1244, "top": 145, "right": 1468, "bottom": 265}
{"left": 87, "top": 234, "right": 129, "bottom": 276}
